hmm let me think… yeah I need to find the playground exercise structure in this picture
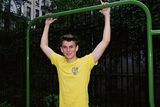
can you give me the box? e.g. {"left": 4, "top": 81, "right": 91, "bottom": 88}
{"left": 26, "top": 0, "right": 160, "bottom": 107}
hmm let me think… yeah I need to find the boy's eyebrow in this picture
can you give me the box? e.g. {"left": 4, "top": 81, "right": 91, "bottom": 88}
{"left": 69, "top": 45, "right": 74, "bottom": 47}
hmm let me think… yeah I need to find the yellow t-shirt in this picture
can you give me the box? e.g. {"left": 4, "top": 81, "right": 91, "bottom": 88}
{"left": 50, "top": 52, "right": 97, "bottom": 107}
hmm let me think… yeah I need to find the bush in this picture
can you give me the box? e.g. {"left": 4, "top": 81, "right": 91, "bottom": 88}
{"left": 43, "top": 94, "right": 59, "bottom": 107}
{"left": 0, "top": 101, "right": 14, "bottom": 107}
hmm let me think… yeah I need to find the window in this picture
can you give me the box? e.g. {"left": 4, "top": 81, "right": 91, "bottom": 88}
{"left": 26, "top": 6, "right": 31, "bottom": 19}
{"left": 35, "top": 9, "right": 39, "bottom": 17}
{"left": 27, "top": 0, "right": 32, "bottom": 5}
{"left": 35, "top": 0, "right": 40, "bottom": 7}
{"left": 42, "top": 11, "right": 45, "bottom": 16}
{"left": 41, "top": 0, "right": 50, "bottom": 6}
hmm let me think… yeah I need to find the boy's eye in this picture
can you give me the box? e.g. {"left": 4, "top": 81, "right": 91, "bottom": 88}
{"left": 70, "top": 46, "right": 73, "bottom": 48}
{"left": 62, "top": 46, "right": 67, "bottom": 49}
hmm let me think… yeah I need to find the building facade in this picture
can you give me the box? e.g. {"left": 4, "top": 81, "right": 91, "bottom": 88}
{"left": 9, "top": 0, "right": 51, "bottom": 20}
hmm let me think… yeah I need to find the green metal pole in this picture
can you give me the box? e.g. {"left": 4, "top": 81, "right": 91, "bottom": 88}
{"left": 26, "top": 0, "right": 156, "bottom": 107}
{"left": 26, "top": 24, "right": 31, "bottom": 107}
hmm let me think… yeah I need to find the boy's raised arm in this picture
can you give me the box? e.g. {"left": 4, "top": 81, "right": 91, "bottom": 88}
{"left": 40, "top": 18, "right": 57, "bottom": 60}
{"left": 93, "top": 1, "right": 111, "bottom": 63}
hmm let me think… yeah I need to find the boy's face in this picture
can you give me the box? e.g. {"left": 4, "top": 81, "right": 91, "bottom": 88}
{"left": 60, "top": 40, "right": 79, "bottom": 61}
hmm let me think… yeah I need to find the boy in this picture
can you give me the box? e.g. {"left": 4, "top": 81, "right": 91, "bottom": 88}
{"left": 40, "top": 0, "right": 110, "bottom": 107}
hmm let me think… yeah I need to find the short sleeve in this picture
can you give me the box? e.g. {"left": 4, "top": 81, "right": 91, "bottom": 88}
{"left": 82, "top": 53, "right": 98, "bottom": 69}
{"left": 50, "top": 52, "right": 62, "bottom": 66}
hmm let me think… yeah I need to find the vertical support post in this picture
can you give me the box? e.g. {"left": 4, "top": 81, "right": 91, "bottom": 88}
{"left": 26, "top": 25, "right": 31, "bottom": 107}
{"left": 147, "top": 20, "right": 155, "bottom": 107}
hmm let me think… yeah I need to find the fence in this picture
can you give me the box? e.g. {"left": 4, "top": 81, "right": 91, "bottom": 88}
{"left": 0, "top": 12, "right": 27, "bottom": 106}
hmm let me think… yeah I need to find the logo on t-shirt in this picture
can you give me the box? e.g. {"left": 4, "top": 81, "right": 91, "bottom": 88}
{"left": 72, "top": 67, "right": 78, "bottom": 75}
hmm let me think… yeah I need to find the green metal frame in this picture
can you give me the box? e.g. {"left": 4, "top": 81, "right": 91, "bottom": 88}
{"left": 26, "top": 0, "right": 160, "bottom": 107}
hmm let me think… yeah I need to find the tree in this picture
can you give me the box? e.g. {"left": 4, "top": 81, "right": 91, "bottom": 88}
{"left": 50, "top": 0, "right": 98, "bottom": 12}
{"left": 0, "top": 0, "right": 5, "bottom": 11}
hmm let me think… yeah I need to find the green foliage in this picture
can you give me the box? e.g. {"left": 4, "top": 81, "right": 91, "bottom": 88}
{"left": 0, "top": 0, "right": 4, "bottom": 11}
{"left": 0, "top": 101, "right": 14, "bottom": 107}
{"left": 0, "top": 11, "right": 28, "bottom": 32}
{"left": 50, "top": 0, "right": 99, "bottom": 12}
{"left": 43, "top": 94, "right": 59, "bottom": 107}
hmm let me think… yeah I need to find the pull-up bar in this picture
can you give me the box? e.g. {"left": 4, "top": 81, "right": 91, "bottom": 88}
{"left": 26, "top": 0, "right": 159, "bottom": 107}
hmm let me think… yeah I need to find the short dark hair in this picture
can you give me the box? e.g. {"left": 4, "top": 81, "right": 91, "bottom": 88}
{"left": 59, "top": 34, "right": 78, "bottom": 47}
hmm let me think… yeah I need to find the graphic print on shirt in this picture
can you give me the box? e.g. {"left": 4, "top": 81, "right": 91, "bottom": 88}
{"left": 72, "top": 67, "right": 78, "bottom": 75}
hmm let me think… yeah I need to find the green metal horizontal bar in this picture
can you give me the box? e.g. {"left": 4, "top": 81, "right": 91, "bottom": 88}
{"left": 28, "top": 0, "right": 148, "bottom": 27}
{"left": 151, "top": 30, "right": 160, "bottom": 35}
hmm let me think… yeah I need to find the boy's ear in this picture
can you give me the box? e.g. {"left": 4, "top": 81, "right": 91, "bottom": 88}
{"left": 60, "top": 47, "right": 63, "bottom": 53}
{"left": 76, "top": 45, "right": 79, "bottom": 52}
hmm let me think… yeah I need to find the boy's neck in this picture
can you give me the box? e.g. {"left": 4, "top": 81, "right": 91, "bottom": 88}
{"left": 66, "top": 57, "right": 78, "bottom": 63}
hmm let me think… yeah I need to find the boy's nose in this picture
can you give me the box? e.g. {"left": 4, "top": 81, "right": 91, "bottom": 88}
{"left": 67, "top": 48, "right": 70, "bottom": 52}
